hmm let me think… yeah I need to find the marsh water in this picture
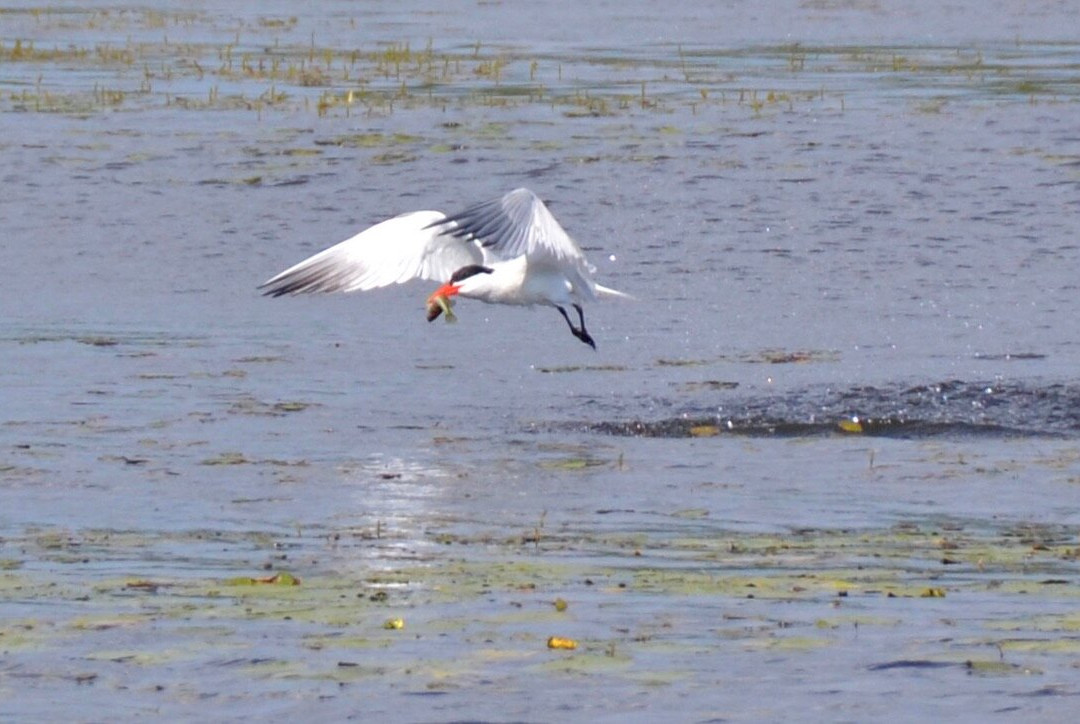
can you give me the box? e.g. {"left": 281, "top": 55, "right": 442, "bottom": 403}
{"left": 3, "top": 1, "right": 1080, "bottom": 720}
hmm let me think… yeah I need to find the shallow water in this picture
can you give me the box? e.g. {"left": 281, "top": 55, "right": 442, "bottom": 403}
{"left": 3, "top": 1, "right": 1080, "bottom": 720}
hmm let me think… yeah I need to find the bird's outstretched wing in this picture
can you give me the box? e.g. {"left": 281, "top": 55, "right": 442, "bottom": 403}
{"left": 431, "top": 188, "right": 597, "bottom": 298}
{"left": 259, "top": 210, "right": 483, "bottom": 297}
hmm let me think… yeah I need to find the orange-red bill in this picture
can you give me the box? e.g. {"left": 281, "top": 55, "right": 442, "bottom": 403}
{"left": 427, "top": 283, "right": 459, "bottom": 302}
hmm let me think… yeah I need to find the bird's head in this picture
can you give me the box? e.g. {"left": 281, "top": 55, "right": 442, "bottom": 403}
{"left": 425, "top": 264, "right": 494, "bottom": 322}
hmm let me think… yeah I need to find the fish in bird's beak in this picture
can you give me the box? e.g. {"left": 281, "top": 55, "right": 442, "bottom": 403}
{"left": 426, "top": 294, "right": 456, "bottom": 322}
{"left": 426, "top": 283, "right": 459, "bottom": 323}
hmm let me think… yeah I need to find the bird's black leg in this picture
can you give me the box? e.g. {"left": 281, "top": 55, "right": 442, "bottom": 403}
{"left": 572, "top": 304, "right": 596, "bottom": 349}
{"left": 574, "top": 304, "right": 587, "bottom": 331}
{"left": 556, "top": 306, "right": 576, "bottom": 334}
{"left": 557, "top": 305, "right": 596, "bottom": 350}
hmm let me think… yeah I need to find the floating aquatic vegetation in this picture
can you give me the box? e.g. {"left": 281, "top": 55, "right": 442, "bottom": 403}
{"left": 6, "top": 12, "right": 1075, "bottom": 119}
{"left": 76, "top": 336, "right": 120, "bottom": 347}
{"left": 1, "top": 513, "right": 1077, "bottom": 716}
{"left": 225, "top": 572, "right": 301, "bottom": 586}
{"left": 547, "top": 636, "right": 577, "bottom": 650}
{"left": 539, "top": 456, "right": 610, "bottom": 471}
{"left": 225, "top": 395, "right": 317, "bottom": 416}
{"left": 200, "top": 451, "right": 251, "bottom": 465}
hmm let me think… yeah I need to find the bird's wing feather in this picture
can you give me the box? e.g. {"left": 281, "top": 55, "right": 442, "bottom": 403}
{"left": 258, "top": 210, "right": 483, "bottom": 296}
{"left": 432, "top": 188, "right": 597, "bottom": 298}
{"left": 432, "top": 188, "right": 575, "bottom": 260}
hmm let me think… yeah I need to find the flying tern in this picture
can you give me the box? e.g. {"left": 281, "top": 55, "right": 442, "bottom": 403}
{"left": 259, "top": 187, "right": 628, "bottom": 348}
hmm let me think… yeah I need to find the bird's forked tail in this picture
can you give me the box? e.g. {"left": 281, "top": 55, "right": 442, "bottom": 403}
{"left": 595, "top": 283, "right": 634, "bottom": 301}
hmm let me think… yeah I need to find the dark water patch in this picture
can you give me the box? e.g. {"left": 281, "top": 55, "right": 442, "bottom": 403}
{"left": 536, "top": 364, "right": 629, "bottom": 374}
{"left": 1017, "top": 685, "right": 1080, "bottom": 698}
{"left": 974, "top": 353, "right": 1047, "bottom": 361}
{"left": 587, "top": 418, "right": 1044, "bottom": 440}
{"left": 870, "top": 659, "right": 1041, "bottom": 676}
{"left": 2, "top": 329, "right": 207, "bottom": 349}
{"left": 868, "top": 659, "right": 955, "bottom": 671}
{"left": 579, "top": 380, "right": 1080, "bottom": 439}
{"left": 676, "top": 381, "right": 740, "bottom": 393}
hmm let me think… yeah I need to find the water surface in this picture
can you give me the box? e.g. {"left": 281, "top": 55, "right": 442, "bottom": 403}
{"left": 2, "top": 1, "right": 1080, "bottom": 720}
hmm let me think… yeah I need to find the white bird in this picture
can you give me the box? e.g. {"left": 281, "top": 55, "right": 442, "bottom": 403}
{"left": 259, "top": 187, "right": 629, "bottom": 348}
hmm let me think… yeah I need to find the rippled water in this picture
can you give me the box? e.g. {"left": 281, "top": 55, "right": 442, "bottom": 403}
{"left": 2, "top": 1, "right": 1080, "bottom": 720}
{"left": 585, "top": 379, "right": 1080, "bottom": 439}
